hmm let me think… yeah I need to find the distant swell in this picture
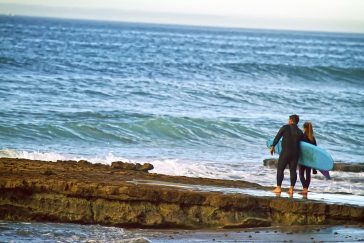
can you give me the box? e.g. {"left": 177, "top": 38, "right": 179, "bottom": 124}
{"left": 222, "top": 63, "right": 364, "bottom": 83}
{"left": 0, "top": 115, "right": 265, "bottom": 146}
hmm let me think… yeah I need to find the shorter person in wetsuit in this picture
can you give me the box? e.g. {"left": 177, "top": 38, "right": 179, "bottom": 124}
{"left": 270, "top": 114, "right": 303, "bottom": 195}
{"left": 299, "top": 122, "right": 316, "bottom": 195}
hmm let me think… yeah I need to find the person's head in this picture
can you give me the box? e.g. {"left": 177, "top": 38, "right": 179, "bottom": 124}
{"left": 303, "top": 122, "right": 314, "bottom": 142}
{"left": 288, "top": 114, "right": 299, "bottom": 125}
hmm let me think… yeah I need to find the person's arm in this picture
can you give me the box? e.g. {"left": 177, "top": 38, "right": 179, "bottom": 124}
{"left": 312, "top": 136, "right": 318, "bottom": 174}
{"left": 272, "top": 126, "right": 285, "bottom": 147}
{"left": 270, "top": 126, "right": 285, "bottom": 155}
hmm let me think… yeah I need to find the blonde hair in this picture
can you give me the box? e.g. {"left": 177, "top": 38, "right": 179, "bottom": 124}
{"left": 303, "top": 122, "right": 314, "bottom": 142}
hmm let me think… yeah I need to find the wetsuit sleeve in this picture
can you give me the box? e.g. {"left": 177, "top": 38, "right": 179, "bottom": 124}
{"left": 272, "top": 126, "right": 285, "bottom": 147}
{"left": 300, "top": 130, "right": 304, "bottom": 141}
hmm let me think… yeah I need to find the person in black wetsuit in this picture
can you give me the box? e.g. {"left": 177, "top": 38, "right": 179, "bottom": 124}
{"left": 270, "top": 114, "right": 303, "bottom": 195}
{"left": 299, "top": 122, "right": 316, "bottom": 195}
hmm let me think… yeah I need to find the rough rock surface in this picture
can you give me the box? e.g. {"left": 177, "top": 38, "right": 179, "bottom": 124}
{"left": 1, "top": 158, "right": 363, "bottom": 229}
{"left": 111, "top": 161, "right": 154, "bottom": 172}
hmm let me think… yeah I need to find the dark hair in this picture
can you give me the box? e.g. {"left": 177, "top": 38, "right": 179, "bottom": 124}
{"left": 289, "top": 114, "right": 300, "bottom": 124}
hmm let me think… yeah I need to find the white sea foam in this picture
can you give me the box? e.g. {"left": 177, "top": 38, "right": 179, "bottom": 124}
{"left": 0, "top": 149, "right": 131, "bottom": 165}
{"left": 0, "top": 149, "right": 68, "bottom": 161}
{"left": 1, "top": 149, "right": 363, "bottom": 196}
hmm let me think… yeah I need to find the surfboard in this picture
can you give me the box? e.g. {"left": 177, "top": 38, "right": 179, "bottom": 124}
{"left": 266, "top": 138, "right": 334, "bottom": 171}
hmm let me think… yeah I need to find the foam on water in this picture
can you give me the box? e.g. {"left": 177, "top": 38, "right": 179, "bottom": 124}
{"left": 0, "top": 220, "right": 146, "bottom": 243}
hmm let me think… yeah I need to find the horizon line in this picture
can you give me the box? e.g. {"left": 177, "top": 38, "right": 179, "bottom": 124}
{"left": 2, "top": 14, "right": 364, "bottom": 36}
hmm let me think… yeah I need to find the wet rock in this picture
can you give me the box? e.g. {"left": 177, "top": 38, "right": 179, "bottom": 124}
{"left": 263, "top": 159, "right": 279, "bottom": 168}
{"left": 333, "top": 162, "right": 364, "bottom": 172}
{"left": 78, "top": 160, "right": 92, "bottom": 166}
{"left": 117, "top": 238, "right": 151, "bottom": 243}
{"left": 57, "top": 160, "right": 77, "bottom": 165}
{"left": 42, "top": 170, "right": 55, "bottom": 176}
{"left": 111, "top": 161, "right": 136, "bottom": 170}
{"left": 0, "top": 158, "right": 363, "bottom": 229}
{"left": 139, "top": 163, "right": 154, "bottom": 172}
{"left": 111, "top": 161, "right": 153, "bottom": 172}
{"left": 16, "top": 230, "right": 33, "bottom": 237}
{"left": 263, "top": 159, "right": 364, "bottom": 172}
{"left": 223, "top": 217, "right": 271, "bottom": 228}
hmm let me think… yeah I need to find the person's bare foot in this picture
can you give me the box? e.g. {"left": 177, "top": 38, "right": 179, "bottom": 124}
{"left": 298, "top": 188, "right": 308, "bottom": 195}
{"left": 287, "top": 187, "right": 294, "bottom": 195}
{"left": 273, "top": 186, "right": 282, "bottom": 193}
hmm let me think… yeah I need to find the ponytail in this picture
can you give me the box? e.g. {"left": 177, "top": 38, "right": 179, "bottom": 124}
{"left": 304, "top": 122, "right": 314, "bottom": 143}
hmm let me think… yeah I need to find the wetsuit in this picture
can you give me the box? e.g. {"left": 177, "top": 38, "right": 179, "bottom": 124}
{"left": 299, "top": 134, "right": 317, "bottom": 189}
{"left": 272, "top": 124, "right": 303, "bottom": 187}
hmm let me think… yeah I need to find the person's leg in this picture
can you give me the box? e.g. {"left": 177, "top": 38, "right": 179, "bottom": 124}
{"left": 305, "top": 167, "right": 312, "bottom": 188}
{"left": 274, "top": 155, "right": 288, "bottom": 193}
{"left": 288, "top": 156, "right": 298, "bottom": 194}
{"left": 299, "top": 166, "right": 310, "bottom": 195}
{"left": 299, "top": 165, "right": 306, "bottom": 188}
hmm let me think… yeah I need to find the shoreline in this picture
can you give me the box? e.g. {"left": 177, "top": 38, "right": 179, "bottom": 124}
{"left": 1, "top": 158, "right": 364, "bottom": 229}
{"left": 263, "top": 158, "right": 364, "bottom": 172}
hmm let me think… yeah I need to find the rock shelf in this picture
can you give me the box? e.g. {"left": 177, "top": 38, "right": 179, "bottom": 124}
{"left": 1, "top": 158, "right": 363, "bottom": 229}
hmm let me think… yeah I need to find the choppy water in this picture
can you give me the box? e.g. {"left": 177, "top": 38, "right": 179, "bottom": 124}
{"left": 1, "top": 16, "right": 364, "bottom": 196}
{"left": 2, "top": 221, "right": 364, "bottom": 243}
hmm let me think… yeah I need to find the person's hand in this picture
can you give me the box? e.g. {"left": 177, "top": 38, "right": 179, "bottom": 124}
{"left": 270, "top": 146, "right": 275, "bottom": 156}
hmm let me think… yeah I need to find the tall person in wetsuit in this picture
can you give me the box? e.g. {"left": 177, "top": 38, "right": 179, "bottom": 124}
{"left": 270, "top": 114, "right": 303, "bottom": 195}
{"left": 299, "top": 122, "right": 316, "bottom": 195}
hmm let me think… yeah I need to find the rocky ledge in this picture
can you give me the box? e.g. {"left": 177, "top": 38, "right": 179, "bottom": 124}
{"left": 0, "top": 158, "right": 363, "bottom": 229}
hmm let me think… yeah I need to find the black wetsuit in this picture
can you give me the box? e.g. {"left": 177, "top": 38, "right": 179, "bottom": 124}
{"left": 299, "top": 134, "right": 317, "bottom": 188}
{"left": 272, "top": 124, "right": 303, "bottom": 187}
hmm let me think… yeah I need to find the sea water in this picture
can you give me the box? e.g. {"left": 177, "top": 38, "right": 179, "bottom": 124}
{"left": 1, "top": 16, "right": 364, "bottom": 194}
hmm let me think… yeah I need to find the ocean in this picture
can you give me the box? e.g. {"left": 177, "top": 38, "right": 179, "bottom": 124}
{"left": 1, "top": 16, "right": 364, "bottom": 193}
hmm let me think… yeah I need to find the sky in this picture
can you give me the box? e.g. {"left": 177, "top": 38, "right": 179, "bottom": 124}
{"left": 1, "top": 0, "right": 364, "bottom": 33}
